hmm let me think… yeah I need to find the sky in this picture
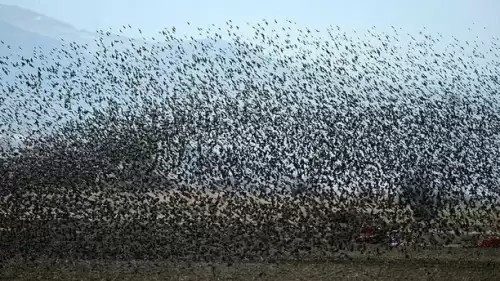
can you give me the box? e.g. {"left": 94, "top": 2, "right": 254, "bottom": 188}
{"left": 1, "top": 0, "right": 499, "bottom": 148}
{"left": 0, "top": 0, "right": 499, "bottom": 40}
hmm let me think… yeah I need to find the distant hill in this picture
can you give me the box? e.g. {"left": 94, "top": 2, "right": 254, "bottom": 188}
{"left": 0, "top": 4, "right": 94, "bottom": 47}
{"left": 0, "top": 20, "right": 61, "bottom": 52}
{"left": 0, "top": 4, "right": 233, "bottom": 53}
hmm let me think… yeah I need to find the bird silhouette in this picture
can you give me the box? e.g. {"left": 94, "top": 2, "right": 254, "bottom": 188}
{"left": 0, "top": 20, "right": 499, "bottom": 265}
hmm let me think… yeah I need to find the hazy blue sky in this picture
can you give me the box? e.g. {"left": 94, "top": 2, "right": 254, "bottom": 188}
{"left": 1, "top": 0, "right": 499, "bottom": 39}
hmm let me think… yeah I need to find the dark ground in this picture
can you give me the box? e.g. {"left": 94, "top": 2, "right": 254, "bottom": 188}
{"left": 2, "top": 248, "right": 499, "bottom": 281}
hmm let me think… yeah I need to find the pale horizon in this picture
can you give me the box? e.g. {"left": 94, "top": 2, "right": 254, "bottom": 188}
{"left": 0, "top": 0, "right": 498, "bottom": 40}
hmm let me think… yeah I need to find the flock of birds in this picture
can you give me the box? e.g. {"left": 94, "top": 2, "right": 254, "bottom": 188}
{"left": 1, "top": 20, "right": 500, "bottom": 262}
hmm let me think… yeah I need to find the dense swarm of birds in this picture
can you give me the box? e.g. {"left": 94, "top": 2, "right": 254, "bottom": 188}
{"left": 1, "top": 21, "right": 500, "bottom": 263}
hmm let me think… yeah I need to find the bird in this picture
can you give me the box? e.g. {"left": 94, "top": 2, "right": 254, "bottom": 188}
{"left": 0, "top": 19, "right": 499, "bottom": 265}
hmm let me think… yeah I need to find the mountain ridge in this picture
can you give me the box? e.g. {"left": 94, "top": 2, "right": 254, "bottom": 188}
{"left": 0, "top": 4, "right": 95, "bottom": 43}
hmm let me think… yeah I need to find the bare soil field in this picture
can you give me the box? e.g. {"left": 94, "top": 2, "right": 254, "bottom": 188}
{"left": 2, "top": 248, "right": 500, "bottom": 281}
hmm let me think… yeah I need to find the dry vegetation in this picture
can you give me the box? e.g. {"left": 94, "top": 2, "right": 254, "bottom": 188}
{"left": 2, "top": 250, "right": 500, "bottom": 281}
